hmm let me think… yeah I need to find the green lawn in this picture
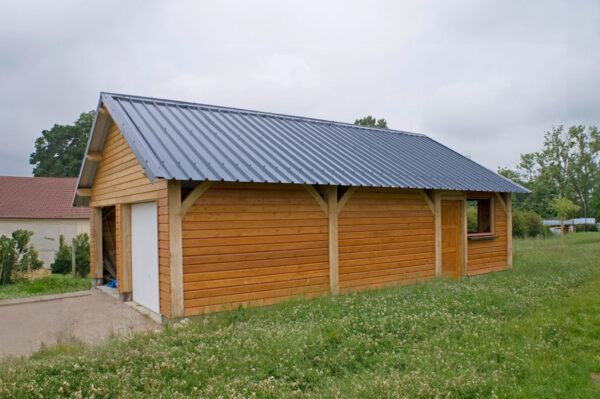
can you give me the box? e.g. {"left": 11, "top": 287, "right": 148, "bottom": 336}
{"left": 1, "top": 234, "right": 600, "bottom": 398}
{"left": 0, "top": 274, "right": 90, "bottom": 300}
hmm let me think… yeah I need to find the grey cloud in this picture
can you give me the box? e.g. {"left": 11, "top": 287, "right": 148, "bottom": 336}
{"left": 1, "top": 0, "right": 599, "bottom": 176}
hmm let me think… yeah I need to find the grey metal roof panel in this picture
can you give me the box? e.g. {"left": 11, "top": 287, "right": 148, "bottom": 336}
{"left": 75, "top": 92, "right": 529, "bottom": 205}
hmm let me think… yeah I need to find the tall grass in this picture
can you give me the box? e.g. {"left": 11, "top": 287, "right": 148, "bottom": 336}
{"left": 0, "top": 274, "right": 90, "bottom": 300}
{"left": 0, "top": 233, "right": 599, "bottom": 398}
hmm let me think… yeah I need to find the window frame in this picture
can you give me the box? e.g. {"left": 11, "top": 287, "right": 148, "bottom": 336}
{"left": 466, "top": 195, "right": 495, "bottom": 238}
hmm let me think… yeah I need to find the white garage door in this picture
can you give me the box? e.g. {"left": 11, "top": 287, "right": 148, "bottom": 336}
{"left": 131, "top": 201, "right": 160, "bottom": 313}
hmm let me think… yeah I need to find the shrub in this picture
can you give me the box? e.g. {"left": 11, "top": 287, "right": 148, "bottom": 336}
{"left": 513, "top": 209, "right": 548, "bottom": 238}
{"left": 0, "top": 230, "right": 42, "bottom": 284}
{"left": 575, "top": 224, "right": 598, "bottom": 232}
{"left": 51, "top": 234, "right": 90, "bottom": 277}
{"left": 0, "top": 236, "right": 17, "bottom": 284}
{"left": 467, "top": 205, "right": 478, "bottom": 233}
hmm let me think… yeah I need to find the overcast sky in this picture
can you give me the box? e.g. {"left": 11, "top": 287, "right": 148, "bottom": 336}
{"left": 1, "top": 1, "right": 599, "bottom": 177}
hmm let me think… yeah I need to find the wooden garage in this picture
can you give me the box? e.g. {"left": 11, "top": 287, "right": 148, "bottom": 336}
{"left": 73, "top": 93, "right": 528, "bottom": 319}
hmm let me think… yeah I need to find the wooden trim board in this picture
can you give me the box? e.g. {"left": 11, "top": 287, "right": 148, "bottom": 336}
{"left": 421, "top": 190, "right": 435, "bottom": 214}
{"left": 303, "top": 185, "right": 329, "bottom": 215}
{"left": 337, "top": 187, "right": 357, "bottom": 215}
{"left": 181, "top": 181, "right": 213, "bottom": 216}
{"left": 495, "top": 192, "right": 507, "bottom": 212}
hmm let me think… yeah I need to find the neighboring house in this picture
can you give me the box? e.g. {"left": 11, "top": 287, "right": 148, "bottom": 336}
{"left": 73, "top": 92, "right": 528, "bottom": 320}
{"left": 0, "top": 176, "right": 90, "bottom": 268}
{"left": 543, "top": 218, "right": 597, "bottom": 234}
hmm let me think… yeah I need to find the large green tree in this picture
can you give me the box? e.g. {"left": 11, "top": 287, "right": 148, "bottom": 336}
{"left": 500, "top": 125, "right": 599, "bottom": 219}
{"left": 354, "top": 116, "right": 388, "bottom": 129}
{"left": 29, "top": 111, "right": 95, "bottom": 177}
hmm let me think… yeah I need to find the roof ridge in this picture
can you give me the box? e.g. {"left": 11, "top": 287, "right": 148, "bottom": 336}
{"left": 100, "top": 92, "right": 426, "bottom": 138}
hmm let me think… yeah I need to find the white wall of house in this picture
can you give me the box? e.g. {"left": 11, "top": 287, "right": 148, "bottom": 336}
{"left": 0, "top": 218, "right": 90, "bottom": 269}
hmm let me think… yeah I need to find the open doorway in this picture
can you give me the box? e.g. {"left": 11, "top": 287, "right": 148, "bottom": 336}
{"left": 101, "top": 206, "right": 117, "bottom": 284}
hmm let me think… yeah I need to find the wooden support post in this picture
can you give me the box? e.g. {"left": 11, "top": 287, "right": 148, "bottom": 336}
{"left": 118, "top": 203, "right": 132, "bottom": 295}
{"left": 433, "top": 191, "right": 442, "bottom": 277}
{"left": 86, "top": 151, "right": 103, "bottom": 162}
{"left": 506, "top": 193, "right": 513, "bottom": 269}
{"left": 91, "top": 207, "right": 103, "bottom": 283}
{"left": 168, "top": 180, "right": 184, "bottom": 317}
{"left": 461, "top": 198, "right": 468, "bottom": 276}
{"left": 324, "top": 186, "right": 339, "bottom": 295}
{"left": 77, "top": 188, "right": 92, "bottom": 197}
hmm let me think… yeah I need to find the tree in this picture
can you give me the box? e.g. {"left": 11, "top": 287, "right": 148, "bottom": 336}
{"left": 51, "top": 233, "right": 90, "bottom": 277}
{"left": 499, "top": 125, "right": 599, "bottom": 219}
{"left": 354, "top": 116, "right": 388, "bottom": 129}
{"left": 0, "top": 230, "right": 42, "bottom": 284}
{"left": 550, "top": 196, "right": 580, "bottom": 242}
{"left": 29, "top": 111, "right": 95, "bottom": 177}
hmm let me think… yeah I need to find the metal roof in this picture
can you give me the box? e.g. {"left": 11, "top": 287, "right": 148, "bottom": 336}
{"left": 74, "top": 92, "right": 528, "bottom": 205}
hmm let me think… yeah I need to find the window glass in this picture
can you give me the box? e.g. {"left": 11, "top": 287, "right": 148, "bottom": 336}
{"left": 467, "top": 199, "right": 491, "bottom": 234}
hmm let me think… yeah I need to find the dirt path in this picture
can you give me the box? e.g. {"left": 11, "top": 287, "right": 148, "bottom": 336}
{"left": 0, "top": 289, "right": 160, "bottom": 360}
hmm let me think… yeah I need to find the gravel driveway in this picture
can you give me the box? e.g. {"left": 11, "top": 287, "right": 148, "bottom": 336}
{"left": 0, "top": 289, "right": 161, "bottom": 360}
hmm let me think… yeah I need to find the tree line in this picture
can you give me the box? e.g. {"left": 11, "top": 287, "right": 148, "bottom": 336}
{"left": 498, "top": 125, "right": 599, "bottom": 221}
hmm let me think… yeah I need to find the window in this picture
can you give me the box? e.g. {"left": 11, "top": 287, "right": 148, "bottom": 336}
{"left": 467, "top": 199, "right": 492, "bottom": 235}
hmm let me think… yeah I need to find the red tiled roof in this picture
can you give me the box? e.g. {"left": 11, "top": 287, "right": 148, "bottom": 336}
{"left": 0, "top": 177, "right": 89, "bottom": 219}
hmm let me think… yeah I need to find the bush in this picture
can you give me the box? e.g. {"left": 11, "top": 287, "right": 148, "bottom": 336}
{"left": 513, "top": 209, "right": 549, "bottom": 238}
{"left": 575, "top": 224, "right": 598, "bottom": 232}
{"left": 51, "top": 234, "right": 90, "bottom": 277}
{"left": 0, "top": 230, "right": 42, "bottom": 284}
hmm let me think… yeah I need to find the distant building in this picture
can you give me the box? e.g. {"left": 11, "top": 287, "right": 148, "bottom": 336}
{"left": 542, "top": 218, "right": 596, "bottom": 234}
{"left": 0, "top": 176, "right": 90, "bottom": 268}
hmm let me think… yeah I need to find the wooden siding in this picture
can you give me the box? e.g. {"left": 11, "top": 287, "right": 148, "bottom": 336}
{"left": 181, "top": 183, "right": 329, "bottom": 316}
{"left": 88, "top": 121, "right": 170, "bottom": 314}
{"left": 89, "top": 122, "right": 167, "bottom": 208}
{"left": 467, "top": 193, "right": 508, "bottom": 275}
{"left": 338, "top": 188, "right": 436, "bottom": 292}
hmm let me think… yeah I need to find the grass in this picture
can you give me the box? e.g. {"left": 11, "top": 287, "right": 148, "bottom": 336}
{"left": 1, "top": 233, "right": 600, "bottom": 398}
{"left": 0, "top": 274, "right": 90, "bottom": 300}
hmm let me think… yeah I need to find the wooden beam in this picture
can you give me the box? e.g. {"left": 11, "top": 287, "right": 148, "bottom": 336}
{"left": 495, "top": 192, "right": 507, "bottom": 213}
{"left": 336, "top": 186, "right": 357, "bottom": 215}
{"left": 180, "top": 180, "right": 213, "bottom": 216}
{"left": 118, "top": 203, "right": 132, "bottom": 293}
{"left": 77, "top": 188, "right": 91, "bottom": 197}
{"left": 86, "top": 151, "right": 102, "bottom": 162}
{"left": 461, "top": 199, "right": 468, "bottom": 276}
{"left": 168, "top": 180, "right": 184, "bottom": 317}
{"left": 99, "top": 106, "right": 109, "bottom": 116}
{"left": 433, "top": 191, "right": 442, "bottom": 277}
{"left": 506, "top": 193, "right": 513, "bottom": 269}
{"left": 324, "top": 186, "right": 339, "bottom": 295}
{"left": 303, "top": 184, "right": 328, "bottom": 215}
{"left": 91, "top": 207, "right": 103, "bottom": 279}
{"left": 490, "top": 196, "right": 496, "bottom": 235}
{"left": 421, "top": 190, "right": 435, "bottom": 214}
